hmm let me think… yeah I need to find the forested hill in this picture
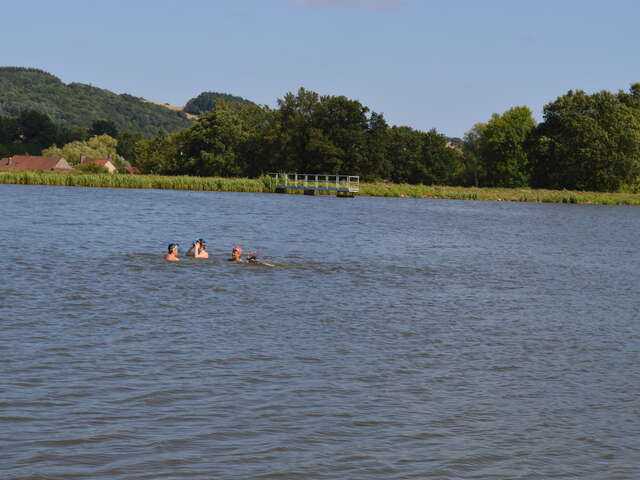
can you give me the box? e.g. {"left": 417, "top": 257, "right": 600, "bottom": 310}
{"left": 0, "top": 67, "right": 251, "bottom": 137}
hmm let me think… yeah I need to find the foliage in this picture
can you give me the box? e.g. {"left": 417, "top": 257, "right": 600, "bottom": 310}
{"left": 90, "top": 120, "right": 119, "bottom": 138}
{"left": 0, "top": 67, "right": 192, "bottom": 136}
{"left": 386, "top": 126, "right": 463, "bottom": 185}
{"left": 116, "top": 130, "right": 144, "bottom": 162}
{"left": 74, "top": 162, "right": 109, "bottom": 174}
{"left": 42, "top": 134, "right": 118, "bottom": 165}
{"left": 0, "top": 110, "right": 87, "bottom": 155}
{"left": 477, "top": 106, "right": 536, "bottom": 187}
{"left": 6, "top": 68, "right": 640, "bottom": 194}
{"left": 528, "top": 88, "right": 640, "bottom": 191}
{"left": 461, "top": 123, "right": 486, "bottom": 187}
{"left": 183, "top": 91, "right": 255, "bottom": 115}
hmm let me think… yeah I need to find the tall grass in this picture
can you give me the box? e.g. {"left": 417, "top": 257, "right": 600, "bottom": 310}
{"left": 1, "top": 170, "right": 639, "bottom": 205}
{"left": 359, "top": 182, "right": 640, "bottom": 205}
{"left": 0, "top": 171, "right": 268, "bottom": 193}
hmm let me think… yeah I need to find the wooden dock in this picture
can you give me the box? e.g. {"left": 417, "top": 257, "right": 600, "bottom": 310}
{"left": 269, "top": 173, "right": 359, "bottom": 198}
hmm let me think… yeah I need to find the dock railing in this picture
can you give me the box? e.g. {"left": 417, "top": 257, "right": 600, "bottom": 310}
{"left": 268, "top": 173, "right": 359, "bottom": 194}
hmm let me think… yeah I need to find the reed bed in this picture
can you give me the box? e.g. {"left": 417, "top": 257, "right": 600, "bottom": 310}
{"left": 1, "top": 170, "right": 639, "bottom": 205}
{"left": 359, "top": 182, "right": 640, "bottom": 205}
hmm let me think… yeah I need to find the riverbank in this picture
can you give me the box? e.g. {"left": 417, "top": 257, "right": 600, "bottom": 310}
{"left": 1, "top": 170, "right": 639, "bottom": 205}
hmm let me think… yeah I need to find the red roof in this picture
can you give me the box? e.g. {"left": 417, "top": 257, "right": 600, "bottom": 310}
{"left": 0, "top": 156, "right": 70, "bottom": 171}
{"left": 124, "top": 166, "right": 141, "bottom": 174}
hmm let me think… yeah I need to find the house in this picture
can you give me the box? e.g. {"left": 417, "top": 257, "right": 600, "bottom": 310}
{"left": 123, "top": 166, "right": 141, "bottom": 175}
{"left": 80, "top": 156, "right": 118, "bottom": 174}
{"left": 0, "top": 155, "right": 74, "bottom": 171}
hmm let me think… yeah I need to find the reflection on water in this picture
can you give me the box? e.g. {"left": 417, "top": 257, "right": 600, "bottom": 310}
{"left": 1, "top": 184, "right": 639, "bottom": 479}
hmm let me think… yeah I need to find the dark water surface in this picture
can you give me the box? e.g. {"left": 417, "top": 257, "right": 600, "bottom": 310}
{"left": 1, "top": 184, "right": 639, "bottom": 479}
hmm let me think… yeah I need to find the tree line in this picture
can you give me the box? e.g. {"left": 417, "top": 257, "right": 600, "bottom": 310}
{"left": 133, "top": 84, "right": 640, "bottom": 192}
{"left": 3, "top": 83, "right": 640, "bottom": 193}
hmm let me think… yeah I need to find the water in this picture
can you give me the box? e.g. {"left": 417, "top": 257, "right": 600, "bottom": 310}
{"left": 1, "top": 184, "right": 639, "bottom": 479}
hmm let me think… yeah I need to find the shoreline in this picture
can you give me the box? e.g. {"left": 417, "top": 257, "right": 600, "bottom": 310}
{"left": 1, "top": 170, "right": 639, "bottom": 206}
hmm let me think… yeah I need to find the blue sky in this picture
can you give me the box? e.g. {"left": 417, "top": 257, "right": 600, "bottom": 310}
{"left": 2, "top": 0, "right": 639, "bottom": 138}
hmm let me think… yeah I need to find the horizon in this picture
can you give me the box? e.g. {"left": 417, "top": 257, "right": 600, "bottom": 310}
{"left": 2, "top": 0, "right": 639, "bottom": 138}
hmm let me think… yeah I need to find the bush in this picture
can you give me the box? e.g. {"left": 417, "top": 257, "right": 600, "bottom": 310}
{"left": 74, "top": 163, "right": 108, "bottom": 174}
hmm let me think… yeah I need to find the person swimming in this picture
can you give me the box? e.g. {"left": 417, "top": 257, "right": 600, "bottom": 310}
{"left": 229, "top": 246, "right": 246, "bottom": 263}
{"left": 194, "top": 239, "right": 208, "bottom": 259}
{"left": 246, "top": 251, "right": 274, "bottom": 267}
{"left": 164, "top": 243, "right": 180, "bottom": 262}
{"left": 186, "top": 239, "right": 208, "bottom": 258}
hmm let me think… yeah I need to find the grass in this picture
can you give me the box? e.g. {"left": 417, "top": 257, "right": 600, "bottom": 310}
{"left": 1, "top": 170, "right": 639, "bottom": 206}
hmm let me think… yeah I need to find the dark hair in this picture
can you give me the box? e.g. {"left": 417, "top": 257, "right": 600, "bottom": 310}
{"left": 168, "top": 243, "right": 177, "bottom": 253}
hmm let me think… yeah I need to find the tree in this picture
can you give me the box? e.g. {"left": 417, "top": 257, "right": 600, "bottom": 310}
{"left": 0, "top": 115, "right": 19, "bottom": 144}
{"left": 90, "top": 120, "right": 119, "bottom": 138}
{"left": 117, "top": 130, "right": 144, "bottom": 162}
{"left": 386, "top": 126, "right": 425, "bottom": 184}
{"left": 528, "top": 88, "right": 640, "bottom": 191}
{"left": 43, "top": 134, "right": 119, "bottom": 165}
{"left": 462, "top": 123, "right": 486, "bottom": 187}
{"left": 361, "top": 111, "right": 391, "bottom": 181}
{"left": 478, "top": 106, "right": 536, "bottom": 187}
{"left": 177, "top": 101, "right": 255, "bottom": 177}
{"left": 420, "top": 129, "right": 463, "bottom": 185}
{"left": 183, "top": 91, "right": 254, "bottom": 115}
{"left": 17, "top": 110, "right": 59, "bottom": 152}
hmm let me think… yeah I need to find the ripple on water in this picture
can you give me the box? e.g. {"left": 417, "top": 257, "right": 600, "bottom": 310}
{"left": 1, "top": 185, "right": 639, "bottom": 479}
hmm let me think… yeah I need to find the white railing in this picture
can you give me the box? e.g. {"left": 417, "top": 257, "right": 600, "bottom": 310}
{"left": 269, "top": 173, "right": 359, "bottom": 192}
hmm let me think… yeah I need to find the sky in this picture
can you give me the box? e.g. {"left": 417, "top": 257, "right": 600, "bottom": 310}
{"left": 2, "top": 0, "right": 639, "bottom": 138}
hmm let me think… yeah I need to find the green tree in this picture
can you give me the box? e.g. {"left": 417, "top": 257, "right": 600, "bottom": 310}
{"left": 362, "top": 112, "right": 391, "bottom": 180}
{"left": 529, "top": 88, "right": 640, "bottom": 191}
{"left": 116, "top": 130, "right": 144, "bottom": 162}
{"left": 134, "top": 135, "right": 170, "bottom": 174}
{"left": 43, "top": 134, "right": 118, "bottom": 165}
{"left": 462, "top": 123, "right": 486, "bottom": 187}
{"left": 478, "top": 106, "right": 536, "bottom": 187}
{"left": 387, "top": 126, "right": 424, "bottom": 184}
{"left": 177, "top": 101, "right": 255, "bottom": 177}
{"left": 183, "top": 91, "right": 255, "bottom": 115}
{"left": 90, "top": 120, "right": 119, "bottom": 138}
{"left": 17, "top": 110, "right": 59, "bottom": 152}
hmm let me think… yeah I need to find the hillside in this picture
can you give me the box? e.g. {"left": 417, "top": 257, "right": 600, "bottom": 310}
{"left": 184, "top": 91, "right": 255, "bottom": 115}
{"left": 0, "top": 67, "right": 253, "bottom": 137}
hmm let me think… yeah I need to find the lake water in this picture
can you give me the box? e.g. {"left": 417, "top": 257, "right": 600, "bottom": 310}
{"left": 1, "top": 184, "right": 639, "bottom": 480}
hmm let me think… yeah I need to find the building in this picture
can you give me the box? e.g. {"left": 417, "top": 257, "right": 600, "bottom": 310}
{"left": 80, "top": 156, "right": 118, "bottom": 174}
{"left": 123, "top": 166, "right": 141, "bottom": 175}
{"left": 0, "top": 155, "right": 74, "bottom": 171}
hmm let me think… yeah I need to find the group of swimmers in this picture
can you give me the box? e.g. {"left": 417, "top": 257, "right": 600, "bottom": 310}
{"left": 164, "top": 239, "right": 274, "bottom": 266}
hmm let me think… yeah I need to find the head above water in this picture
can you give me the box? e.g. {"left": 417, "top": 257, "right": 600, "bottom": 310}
{"left": 168, "top": 243, "right": 178, "bottom": 254}
{"left": 232, "top": 246, "right": 242, "bottom": 256}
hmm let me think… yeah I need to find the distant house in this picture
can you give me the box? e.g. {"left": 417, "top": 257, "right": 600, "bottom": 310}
{"left": 123, "top": 166, "right": 141, "bottom": 175}
{"left": 0, "top": 155, "right": 74, "bottom": 171}
{"left": 80, "top": 156, "right": 118, "bottom": 174}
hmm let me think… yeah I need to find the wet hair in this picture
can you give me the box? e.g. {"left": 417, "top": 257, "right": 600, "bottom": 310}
{"left": 168, "top": 243, "right": 177, "bottom": 253}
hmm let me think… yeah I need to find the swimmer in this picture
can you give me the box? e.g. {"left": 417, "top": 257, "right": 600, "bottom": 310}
{"left": 164, "top": 243, "right": 180, "bottom": 262}
{"left": 186, "top": 238, "right": 208, "bottom": 258}
{"left": 193, "top": 239, "right": 208, "bottom": 259}
{"left": 229, "top": 246, "right": 246, "bottom": 263}
{"left": 246, "top": 252, "right": 274, "bottom": 267}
